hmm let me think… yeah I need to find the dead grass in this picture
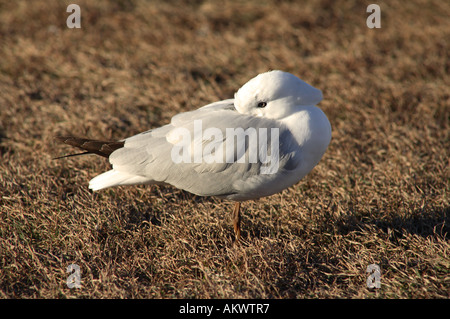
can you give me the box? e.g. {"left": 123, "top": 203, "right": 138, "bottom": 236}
{"left": 0, "top": 0, "right": 449, "bottom": 298}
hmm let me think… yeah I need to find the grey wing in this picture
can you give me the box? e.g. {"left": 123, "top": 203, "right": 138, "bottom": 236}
{"left": 106, "top": 105, "right": 302, "bottom": 200}
{"left": 170, "top": 98, "right": 235, "bottom": 126}
{"left": 121, "top": 99, "right": 235, "bottom": 143}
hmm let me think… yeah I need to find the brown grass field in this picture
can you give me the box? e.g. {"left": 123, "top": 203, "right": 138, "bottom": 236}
{"left": 0, "top": 0, "right": 449, "bottom": 299}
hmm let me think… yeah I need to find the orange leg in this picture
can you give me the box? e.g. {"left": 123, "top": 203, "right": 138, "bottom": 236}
{"left": 233, "top": 202, "right": 241, "bottom": 242}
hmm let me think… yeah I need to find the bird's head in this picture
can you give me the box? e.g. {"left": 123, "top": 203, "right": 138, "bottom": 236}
{"left": 234, "top": 70, "right": 323, "bottom": 119}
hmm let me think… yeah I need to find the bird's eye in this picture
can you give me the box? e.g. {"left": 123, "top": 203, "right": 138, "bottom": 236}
{"left": 257, "top": 102, "right": 267, "bottom": 108}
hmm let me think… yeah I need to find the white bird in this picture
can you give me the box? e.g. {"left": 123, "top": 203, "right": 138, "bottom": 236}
{"left": 56, "top": 70, "right": 332, "bottom": 241}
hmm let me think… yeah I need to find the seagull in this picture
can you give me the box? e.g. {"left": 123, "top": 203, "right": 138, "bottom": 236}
{"left": 55, "top": 70, "right": 332, "bottom": 241}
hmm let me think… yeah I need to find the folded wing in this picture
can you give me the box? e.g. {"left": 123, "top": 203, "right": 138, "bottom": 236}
{"left": 89, "top": 100, "right": 303, "bottom": 200}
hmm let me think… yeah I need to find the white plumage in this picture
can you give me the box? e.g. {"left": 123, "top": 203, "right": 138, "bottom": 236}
{"left": 88, "top": 70, "right": 331, "bottom": 201}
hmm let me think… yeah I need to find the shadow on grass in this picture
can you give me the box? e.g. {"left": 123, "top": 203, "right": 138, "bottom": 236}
{"left": 336, "top": 206, "right": 449, "bottom": 241}
{"left": 108, "top": 183, "right": 449, "bottom": 245}
{"left": 113, "top": 188, "right": 224, "bottom": 228}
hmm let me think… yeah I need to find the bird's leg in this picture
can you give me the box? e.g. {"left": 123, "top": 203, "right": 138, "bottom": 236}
{"left": 233, "top": 202, "right": 241, "bottom": 242}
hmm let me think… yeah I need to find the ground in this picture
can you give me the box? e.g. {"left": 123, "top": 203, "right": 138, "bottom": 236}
{"left": 0, "top": 0, "right": 448, "bottom": 298}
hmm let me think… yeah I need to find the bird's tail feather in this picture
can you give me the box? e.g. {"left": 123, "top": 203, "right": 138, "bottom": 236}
{"left": 54, "top": 136, "right": 124, "bottom": 159}
{"left": 89, "top": 170, "right": 152, "bottom": 191}
{"left": 55, "top": 136, "right": 152, "bottom": 191}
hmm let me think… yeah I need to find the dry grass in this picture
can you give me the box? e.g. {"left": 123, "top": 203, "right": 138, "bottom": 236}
{"left": 0, "top": 0, "right": 449, "bottom": 298}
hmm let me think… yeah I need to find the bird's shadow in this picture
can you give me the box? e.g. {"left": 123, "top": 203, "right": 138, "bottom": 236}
{"left": 115, "top": 187, "right": 225, "bottom": 229}
{"left": 334, "top": 206, "right": 449, "bottom": 241}
{"left": 109, "top": 184, "right": 449, "bottom": 244}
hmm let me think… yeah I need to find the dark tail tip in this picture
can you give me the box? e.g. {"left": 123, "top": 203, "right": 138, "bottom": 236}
{"left": 54, "top": 136, "right": 124, "bottom": 159}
